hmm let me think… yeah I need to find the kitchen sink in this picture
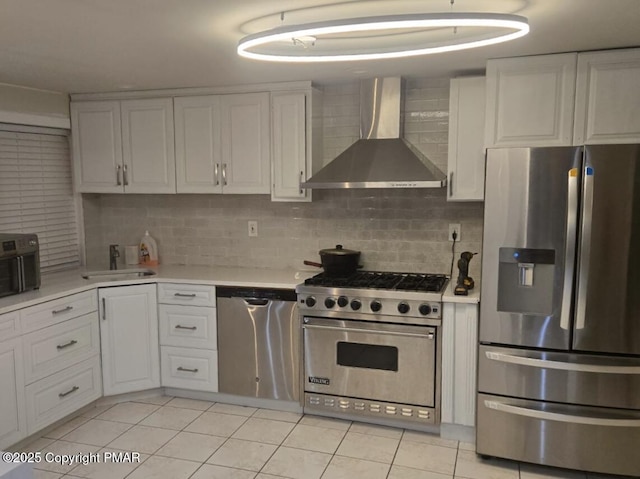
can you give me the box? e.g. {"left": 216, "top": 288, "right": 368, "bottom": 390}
{"left": 81, "top": 268, "right": 157, "bottom": 280}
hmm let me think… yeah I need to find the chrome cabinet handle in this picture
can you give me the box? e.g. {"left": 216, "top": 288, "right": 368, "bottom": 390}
{"left": 174, "top": 293, "right": 197, "bottom": 298}
{"left": 102, "top": 297, "right": 106, "bottom": 320}
{"left": 59, "top": 386, "right": 80, "bottom": 398}
{"left": 561, "top": 166, "right": 579, "bottom": 330}
{"left": 116, "top": 165, "right": 122, "bottom": 186}
{"left": 123, "top": 164, "right": 129, "bottom": 186}
{"left": 299, "top": 170, "right": 304, "bottom": 195}
{"left": 57, "top": 340, "right": 78, "bottom": 350}
{"left": 175, "top": 325, "right": 197, "bottom": 330}
{"left": 576, "top": 164, "right": 594, "bottom": 330}
{"left": 449, "top": 171, "right": 454, "bottom": 197}
{"left": 52, "top": 305, "right": 73, "bottom": 315}
{"left": 177, "top": 366, "right": 199, "bottom": 373}
{"left": 215, "top": 163, "right": 220, "bottom": 186}
{"left": 222, "top": 163, "right": 227, "bottom": 185}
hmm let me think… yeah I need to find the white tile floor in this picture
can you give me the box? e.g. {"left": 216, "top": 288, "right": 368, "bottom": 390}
{"left": 17, "top": 395, "right": 630, "bottom": 479}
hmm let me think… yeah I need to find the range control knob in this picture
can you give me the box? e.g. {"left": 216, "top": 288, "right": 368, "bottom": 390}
{"left": 305, "top": 296, "right": 316, "bottom": 307}
{"left": 419, "top": 304, "right": 432, "bottom": 316}
{"left": 350, "top": 299, "right": 362, "bottom": 311}
{"left": 397, "top": 302, "right": 410, "bottom": 314}
{"left": 324, "top": 297, "right": 336, "bottom": 308}
{"left": 337, "top": 296, "right": 349, "bottom": 308}
{"left": 370, "top": 300, "right": 382, "bottom": 312}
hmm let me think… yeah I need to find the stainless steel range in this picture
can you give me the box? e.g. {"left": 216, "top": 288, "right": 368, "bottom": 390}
{"left": 296, "top": 271, "right": 448, "bottom": 425}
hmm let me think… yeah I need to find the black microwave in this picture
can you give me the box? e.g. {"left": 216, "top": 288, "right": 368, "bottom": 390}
{"left": 0, "top": 233, "right": 40, "bottom": 298}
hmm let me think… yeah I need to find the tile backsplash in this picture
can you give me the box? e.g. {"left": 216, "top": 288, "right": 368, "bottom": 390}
{"left": 83, "top": 77, "right": 484, "bottom": 277}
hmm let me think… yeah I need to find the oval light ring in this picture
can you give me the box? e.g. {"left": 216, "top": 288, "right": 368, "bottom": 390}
{"left": 237, "top": 12, "right": 529, "bottom": 62}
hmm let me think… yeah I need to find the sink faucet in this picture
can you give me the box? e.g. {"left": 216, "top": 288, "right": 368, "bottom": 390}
{"left": 109, "top": 244, "right": 120, "bottom": 270}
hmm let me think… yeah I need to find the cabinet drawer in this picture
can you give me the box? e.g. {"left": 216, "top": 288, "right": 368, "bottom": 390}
{"left": 159, "top": 304, "right": 217, "bottom": 349}
{"left": 160, "top": 346, "right": 218, "bottom": 392}
{"left": 0, "top": 311, "right": 20, "bottom": 340}
{"left": 158, "top": 283, "right": 216, "bottom": 307}
{"left": 25, "top": 356, "right": 102, "bottom": 434}
{"left": 23, "top": 313, "right": 100, "bottom": 384}
{"left": 21, "top": 290, "right": 98, "bottom": 333}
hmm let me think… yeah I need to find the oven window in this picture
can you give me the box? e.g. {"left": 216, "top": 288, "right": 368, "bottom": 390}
{"left": 337, "top": 342, "right": 398, "bottom": 371}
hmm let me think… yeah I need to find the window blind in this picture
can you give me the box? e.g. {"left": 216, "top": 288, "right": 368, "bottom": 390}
{"left": 0, "top": 128, "right": 80, "bottom": 273}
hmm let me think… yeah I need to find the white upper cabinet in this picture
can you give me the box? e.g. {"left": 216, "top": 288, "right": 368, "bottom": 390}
{"left": 72, "top": 98, "right": 175, "bottom": 193}
{"left": 120, "top": 98, "right": 176, "bottom": 193}
{"left": 220, "top": 92, "right": 271, "bottom": 194}
{"left": 71, "top": 101, "right": 123, "bottom": 193}
{"left": 174, "top": 95, "right": 223, "bottom": 193}
{"left": 271, "top": 92, "right": 307, "bottom": 201}
{"left": 485, "top": 53, "right": 578, "bottom": 147}
{"left": 448, "top": 77, "right": 486, "bottom": 201}
{"left": 574, "top": 48, "right": 640, "bottom": 144}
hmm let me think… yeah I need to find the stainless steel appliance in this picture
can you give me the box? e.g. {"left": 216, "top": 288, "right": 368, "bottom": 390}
{"left": 0, "top": 233, "right": 40, "bottom": 298}
{"left": 297, "top": 271, "right": 448, "bottom": 425}
{"left": 478, "top": 146, "right": 640, "bottom": 476}
{"left": 216, "top": 286, "right": 299, "bottom": 401}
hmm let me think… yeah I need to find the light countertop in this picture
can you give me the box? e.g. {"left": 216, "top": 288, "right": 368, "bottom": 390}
{"left": 0, "top": 265, "right": 479, "bottom": 315}
{"left": 0, "top": 265, "right": 316, "bottom": 315}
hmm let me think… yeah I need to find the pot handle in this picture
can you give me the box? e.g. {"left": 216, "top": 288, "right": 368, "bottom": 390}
{"left": 303, "top": 260, "right": 323, "bottom": 268}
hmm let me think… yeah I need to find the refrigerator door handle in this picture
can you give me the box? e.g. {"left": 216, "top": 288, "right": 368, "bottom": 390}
{"left": 576, "top": 166, "right": 595, "bottom": 330}
{"left": 484, "top": 400, "right": 640, "bottom": 427}
{"left": 560, "top": 167, "right": 580, "bottom": 330}
{"left": 485, "top": 351, "right": 640, "bottom": 374}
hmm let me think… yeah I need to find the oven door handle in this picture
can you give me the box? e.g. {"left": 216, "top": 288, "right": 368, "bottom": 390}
{"left": 303, "top": 323, "right": 434, "bottom": 339}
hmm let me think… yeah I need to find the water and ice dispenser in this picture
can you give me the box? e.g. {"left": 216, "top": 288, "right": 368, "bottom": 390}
{"left": 497, "top": 248, "right": 556, "bottom": 315}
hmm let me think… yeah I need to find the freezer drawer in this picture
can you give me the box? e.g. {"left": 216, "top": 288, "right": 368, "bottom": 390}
{"left": 477, "top": 393, "right": 640, "bottom": 476}
{"left": 478, "top": 345, "right": 640, "bottom": 409}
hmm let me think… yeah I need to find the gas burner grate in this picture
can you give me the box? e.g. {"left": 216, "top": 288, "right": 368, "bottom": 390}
{"left": 304, "top": 271, "right": 449, "bottom": 293}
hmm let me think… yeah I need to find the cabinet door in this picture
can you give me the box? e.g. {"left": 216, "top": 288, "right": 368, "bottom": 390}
{"left": 441, "top": 303, "right": 478, "bottom": 428}
{"left": 220, "top": 93, "right": 271, "bottom": 194}
{"left": 174, "top": 95, "right": 223, "bottom": 193}
{"left": 574, "top": 48, "right": 640, "bottom": 144}
{"left": 121, "top": 98, "right": 176, "bottom": 193}
{"left": 0, "top": 338, "right": 26, "bottom": 450}
{"left": 70, "top": 101, "right": 123, "bottom": 193}
{"left": 485, "top": 53, "right": 577, "bottom": 147}
{"left": 271, "top": 92, "right": 308, "bottom": 201}
{"left": 448, "top": 77, "right": 486, "bottom": 201}
{"left": 99, "top": 284, "right": 160, "bottom": 396}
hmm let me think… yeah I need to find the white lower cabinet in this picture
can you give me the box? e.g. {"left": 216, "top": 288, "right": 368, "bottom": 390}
{"left": 158, "top": 283, "right": 218, "bottom": 393}
{"left": 441, "top": 302, "right": 478, "bottom": 428}
{"left": 0, "top": 338, "right": 26, "bottom": 450}
{"left": 25, "top": 356, "right": 102, "bottom": 434}
{"left": 99, "top": 284, "right": 160, "bottom": 396}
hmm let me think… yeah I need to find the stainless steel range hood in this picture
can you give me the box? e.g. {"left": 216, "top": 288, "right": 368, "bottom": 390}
{"left": 302, "top": 77, "right": 447, "bottom": 189}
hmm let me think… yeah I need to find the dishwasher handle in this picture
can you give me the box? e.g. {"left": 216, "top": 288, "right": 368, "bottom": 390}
{"left": 244, "top": 298, "right": 270, "bottom": 306}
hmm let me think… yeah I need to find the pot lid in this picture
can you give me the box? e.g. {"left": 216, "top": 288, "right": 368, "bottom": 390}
{"left": 319, "top": 244, "right": 360, "bottom": 255}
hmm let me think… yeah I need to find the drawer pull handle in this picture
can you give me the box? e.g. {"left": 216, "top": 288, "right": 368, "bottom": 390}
{"left": 177, "top": 366, "right": 199, "bottom": 373}
{"left": 57, "top": 340, "right": 78, "bottom": 350}
{"left": 174, "top": 293, "right": 197, "bottom": 298}
{"left": 52, "top": 306, "right": 73, "bottom": 315}
{"left": 59, "top": 386, "right": 79, "bottom": 398}
{"left": 175, "top": 325, "right": 197, "bottom": 330}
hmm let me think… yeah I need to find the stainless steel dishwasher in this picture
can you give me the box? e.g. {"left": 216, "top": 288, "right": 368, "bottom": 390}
{"left": 216, "top": 286, "right": 300, "bottom": 401}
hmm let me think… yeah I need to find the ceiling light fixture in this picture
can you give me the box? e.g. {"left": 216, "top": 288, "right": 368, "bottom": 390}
{"left": 237, "top": 12, "right": 529, "bottom": 63}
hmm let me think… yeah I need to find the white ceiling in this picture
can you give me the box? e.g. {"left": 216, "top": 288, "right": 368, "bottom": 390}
{"left": 2, "top": 0, "right": 640, "bottom": 94}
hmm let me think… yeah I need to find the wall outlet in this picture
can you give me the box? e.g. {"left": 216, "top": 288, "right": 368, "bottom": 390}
{"left": 248, "top": 221, "right": 258, "bottom": 237}
{"left": 448, "top": 224, "right": 461, "bottom": 242}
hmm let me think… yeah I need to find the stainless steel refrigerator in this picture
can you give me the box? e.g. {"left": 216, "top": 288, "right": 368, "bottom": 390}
{"left": 477, "top": 145, "right": 640, "bottom": 476}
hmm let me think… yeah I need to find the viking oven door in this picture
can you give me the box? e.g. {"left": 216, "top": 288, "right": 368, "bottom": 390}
{"left": 303, "top": 317, "right": 437, "bottom": 407}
